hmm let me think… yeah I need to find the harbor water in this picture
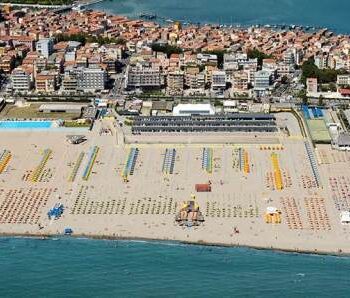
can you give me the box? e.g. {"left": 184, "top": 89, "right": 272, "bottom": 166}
{"left": 0, "top": 237, "right": 350, "bottom": 297}
{"left": 91, "top": 0, "right": 350, "bottom": 33}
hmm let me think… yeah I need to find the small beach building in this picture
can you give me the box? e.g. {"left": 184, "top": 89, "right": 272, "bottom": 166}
{"left": 39, "top": 104, "right": 87, "bottom": 114}
{"left": 336, "top": 133, "right": 350, "bottom": 151}
{"left": 264, "top": 207, "right": 282, "bottom": 224}
{"left": 173, "top": 103, "right": 215, "bottom": 116}
{"left": 340, "top": 211, "right": 350, "bottom": 224}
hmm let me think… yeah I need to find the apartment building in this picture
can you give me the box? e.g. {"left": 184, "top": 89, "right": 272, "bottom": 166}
{"left": 167, "top": 71, "right": 184, "bottom": 95}
{"left": 254, "top": 70, "right": 271, "bottom": 92}
{"left": 277, "top": 63, "right": 295, "bottom": 76}
{"left": 35, "top": 72, "right": 57, "bottom": 93}
{"left": 283, "top": 50, "right": 295, "bottom": 66}
{"left": 184, "top": 67, "right": 205, "bottom": 90}
{"left": 0, "top": 55, "right": 14, "bottom": 73}
{"left": 314, "top": 54, "right": 328, "bottom": 69}
{"left": 125, "top": 63, "right": 164, "bottom": 90}
{"left": 211, "top": 71, "right": 226, "bottom": 91}
{"left": 197, "top": 53, "right": 218, "bottom": 66}
{"left": 11, "top": 67, "right": 32, "bottom": 92}
{"left": 34, "top": 57, "right": 48, "bottom": 75}
{"left": 306, "top": 78, "right": 318, "bottom": 93}
{"left": 77, "top": 67, "right": 107, "bottom": 92}
{"left": 232, "top": 71, "right": 249, "bottom": 91}
{"left": 62, "top": 71, "right": 78, "bottom": 93}
{"left": 36, "top": 38, "right": 54, "bottom": 59}
{"left": 337, "top": 74, "right": 350, "bottom": 86}
{"left": 224, "top": 53, "right": 258, "bottom": 71}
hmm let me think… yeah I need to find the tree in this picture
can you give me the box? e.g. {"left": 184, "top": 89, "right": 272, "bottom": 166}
{"left": 151, "top": 43, "right": 182, "bottom": 58}
{"left": 297, "top": 89, "right": 308, "bottom": 105}
{"left": 301, "top": 58, "right": 348, "bottom": 85}
{"left": 54, "top": 33, "right": 126, "bottom": 46}
{"left": 202, "top": 50, "right": 225, "bottom": 69}
{"left": 302, "top": 96, "right": 308, "bottom": 105}
{"left": 247, "top": 49, "right": 273, "bottom": 67}
{"left": 55, "top": 33, "right": 87, "bottom": 44}
{"left": 281, "top": 75, "right": 288, "bottom": 84}
{"left": 301, "top": 59, "right": 318, "bottom": 84}
{"left": 318, "top": 95, "right": 324, "bottom": 106}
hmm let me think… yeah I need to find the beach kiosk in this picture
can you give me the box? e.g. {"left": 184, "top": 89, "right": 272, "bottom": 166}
{"left": 175, "top": 195, "right": 204, "bottom": 226}
{"left": 264, "top": 207, "right": 282, "bottom": 224}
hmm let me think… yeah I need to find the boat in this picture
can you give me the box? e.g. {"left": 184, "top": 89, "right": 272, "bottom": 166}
{"left": 139, "top": 13, "right": 157, "bottom": 20}
{"left": 72, "top": 4, "right": 86, "bottom": 12}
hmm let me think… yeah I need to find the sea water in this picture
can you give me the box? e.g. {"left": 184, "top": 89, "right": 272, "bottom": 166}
{"left": 0, "top": 237, "right": 349, "bottom": 297}
{"left": 91, "top": 0, "right": 350, "bottom": 33}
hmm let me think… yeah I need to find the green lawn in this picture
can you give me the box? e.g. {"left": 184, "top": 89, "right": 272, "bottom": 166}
{"left": 63, "top": 120, "right": 91, "bottom": 127}
{"left": 306, "top": 119, "right": 331, "bottom": 143}
{"left": 0, "top": 103, "right": 81, "bottom": 120}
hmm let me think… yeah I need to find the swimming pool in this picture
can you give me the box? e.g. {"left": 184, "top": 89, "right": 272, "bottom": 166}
{"left": 0, "top": 121, "right": 54, "bottom": 129}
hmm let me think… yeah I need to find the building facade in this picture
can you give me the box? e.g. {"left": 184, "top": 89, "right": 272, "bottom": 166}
{"left": 77, "top": 67, "right": 107, "bottom": 92}
{"left": 167, "top": 71, "right": 184, "bottom": 95}
{"left": 254, "top": 70, "right": 271, "bottom": 91}
{"left": 11, "top": 68, "right": 32, "bottom": 92}
{"left": 125, "top": 64, "right": 164, "bottom": 90}
{"left": 36, "top": 38, "right": 54, "bottom": 59}
{"left": 306, "top": 78, "right": 318, "bottom": 93}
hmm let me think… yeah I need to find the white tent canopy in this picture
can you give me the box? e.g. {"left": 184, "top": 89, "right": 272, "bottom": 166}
{"left": 266, "top": 207, "right": 279, "bottom": 214}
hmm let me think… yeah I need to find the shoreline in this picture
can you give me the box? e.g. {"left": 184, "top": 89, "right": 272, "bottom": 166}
{"left": 88, "top": 1, "right": 338, "bottom": 34}
{"left": 1, "top": 232, "right": 348, "bottom": 258}
{"left": 2, "top": 1, "right": 333, "bottom": 34}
